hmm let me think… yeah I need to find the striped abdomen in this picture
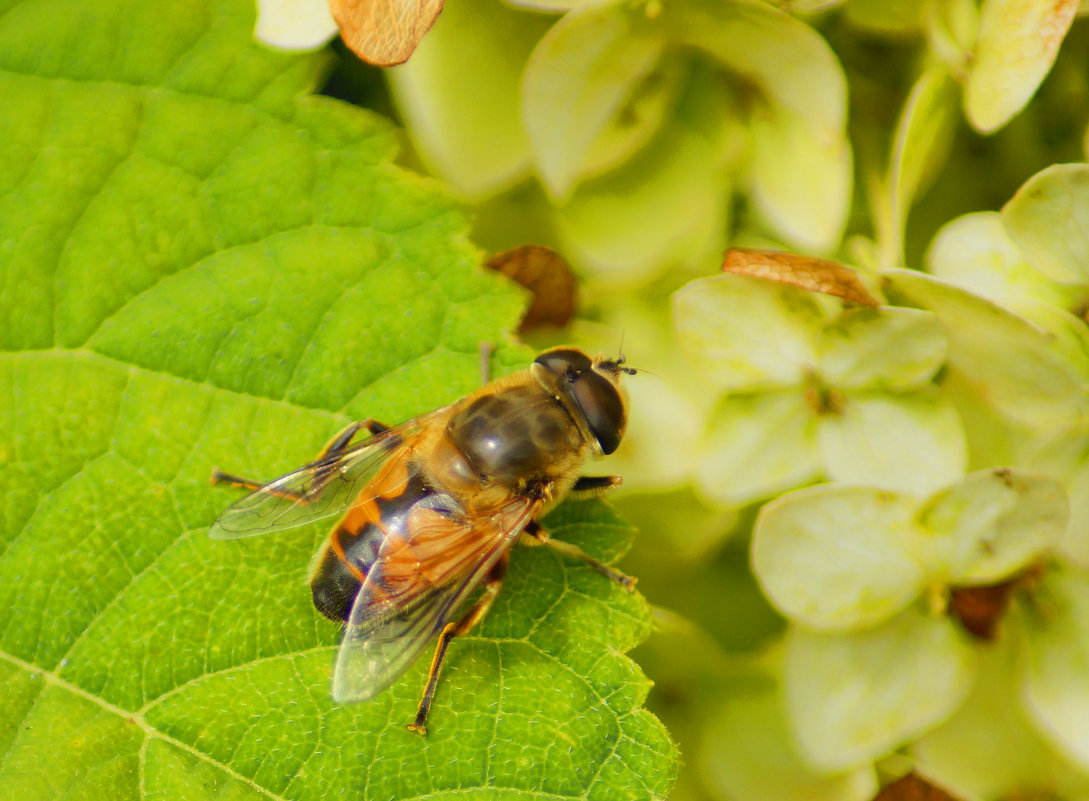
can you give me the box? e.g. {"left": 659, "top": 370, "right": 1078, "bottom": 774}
{"left": 309, "top": 460, "right": 471, "bottom": 622}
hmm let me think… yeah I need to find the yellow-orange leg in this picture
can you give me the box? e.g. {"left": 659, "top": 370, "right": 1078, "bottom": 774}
{"left": 209, "top": 469, "right": 266, "bottom": 493}
{"left": 407, "top": 555, "right": 509, "bottom": 736}
{"left": 521, "top": 520, "right": 636, "bottom": 591}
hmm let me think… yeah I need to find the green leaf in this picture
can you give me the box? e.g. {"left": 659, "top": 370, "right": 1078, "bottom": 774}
{"left": 1002, "top": 163, "right": 1089, "bottom": 285}
{"left": 521, "top": 0, "right": 666, "bottom": 200}
{"left": 752, "top": 485, "right": 925, "bottom": 631}
{"left": 964, "top": 0, "right": 1077, "bottom": 133}
{"left": 0, "top": 1, "right": 678, "bottom": 798}
{"left": 784, "top": 610, "right": 978, "bottom": 771}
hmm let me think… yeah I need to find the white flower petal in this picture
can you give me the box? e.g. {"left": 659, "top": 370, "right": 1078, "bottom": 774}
{"left": 255, "top": 0, "right": 338, "bottom": 50}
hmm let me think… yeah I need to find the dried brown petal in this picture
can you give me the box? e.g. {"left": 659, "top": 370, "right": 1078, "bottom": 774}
{"left": 485, "top": 245, "right": 578, "bottom": 334}
{"left": 722, "top": 247, "right": 880, "bottom": 306}
{"left": 873, "top": 772, "right": 963, "bottom": 801}
{"left": 329, "top": 0, "right": 445, "bottom": 66}
{"left": 948, "top": 582, "right": 1015, "bottom": 641}
{"left": 948, "top": 565, "right": 1043, "bottom": 641}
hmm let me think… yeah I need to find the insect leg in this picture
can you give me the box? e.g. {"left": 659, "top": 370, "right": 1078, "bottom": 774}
{"left": 210, "top": 419, "right": 391, "bottom": 499}
{"left": 308, "top": 418, "right": 396, "bottom": 495}
{"left": 318, "top": 418, "right": 390, "bottom": 459}
{"left": 570, "top": 475, "right": 622, "bottom": 497}
{"left": 479, "top": 341, "right": 495, "bottom": 386}
{"left": 407, "top": 554, "right": 509, "bottom": 736}
{"left": 523, "top": 521, "right": 636, "bottom": 591}
{"left": 209, "top": 469, "right": 277, "bottom": 494}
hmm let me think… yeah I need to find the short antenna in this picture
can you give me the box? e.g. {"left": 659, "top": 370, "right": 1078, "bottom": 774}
{"left": 614, "top": 331, "right": 637, "bottom": 375}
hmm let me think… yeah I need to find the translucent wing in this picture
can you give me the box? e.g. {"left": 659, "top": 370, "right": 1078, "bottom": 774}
{"left": 331, "top": 493, "right": 542, "bottom": 703}
{"left": 209, "top": 412, "right": 444, "bottom": 539}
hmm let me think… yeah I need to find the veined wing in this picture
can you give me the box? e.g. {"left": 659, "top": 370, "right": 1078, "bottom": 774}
{"left": 209, "top": 412, "right": 441, "bottom": 539}
{"left": 331, "top": 493, "right": 542, "bottom": 703}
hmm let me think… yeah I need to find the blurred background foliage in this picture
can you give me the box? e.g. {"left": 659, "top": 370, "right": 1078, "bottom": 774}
{"left": 260, "top": 0, "right": 1089, "bottom": 798}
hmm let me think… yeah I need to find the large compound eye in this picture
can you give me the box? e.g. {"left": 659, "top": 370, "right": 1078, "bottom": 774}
{"left": 533, "top": 348, "right": 626, "bottom": 454}
{"left": 533, "top": 348, "right": 593, "bottom": 378}
{"left": 570, "top": 371, "right": 626, "bottom": 454}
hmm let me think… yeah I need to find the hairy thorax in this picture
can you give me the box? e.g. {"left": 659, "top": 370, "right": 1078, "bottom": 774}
{"left": 442, "top": 382, "right": 586, "bottom": 492}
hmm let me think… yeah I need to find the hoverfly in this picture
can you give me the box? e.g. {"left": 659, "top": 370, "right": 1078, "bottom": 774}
{"left": 210, "top": 347, "right": 636, "bottom": 734}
